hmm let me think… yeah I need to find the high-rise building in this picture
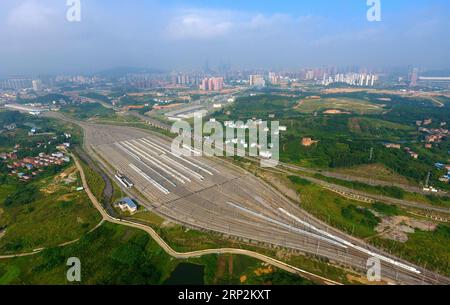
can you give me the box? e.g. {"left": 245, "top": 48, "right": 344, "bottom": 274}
{"left": 200, "top": 77, "right": 224, "bottom": 91}
{"left": 0, "top": 78, "right": 32, "bottom": 90}
{"left": 32, "top": 79, "right": 43, "bottom": 91}
{"left": 201, "top": 78, "right": 208, "bottom": 91}
{"left": 249, "top": 75, "right": 266, "bottom": 87}
{"left": 269, "top": 72, "right": 280, "bottom": 85}
{"left": 305, "top": 70, "right": 315, "bottom": 80}
{"left": 176, "top": 74, "right": 190, "bottom": 85}
{"left": 410, "top": 68, "right": 419, "bottom": 87}
{"left": 321, "top": 73, "right": 377, "bottom": 87}
{"left": 212, "top": 77, "right": 223, "bottom": 91}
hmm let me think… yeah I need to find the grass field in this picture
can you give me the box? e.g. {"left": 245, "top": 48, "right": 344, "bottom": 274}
{"left": 79, "top": 160, "right": 106, "bottom": 204}
{"left": 91, "top": 113, "right": 142, "bottom": 125}
{"left": 332, "top": 163, "right": 418, "bottom": 186}
{"left": 0, "top": 223, "right": 175, "bottom": 284}
{"left": 373, "top": 225, "right": 450, "bottom": 276}
{"left": 0, "top": 166, "right": 102, "bottom": 255}
{"left": 282, "top": 175, "right": 380, "bottom": 238}
{"left": 295, "top": 98, "right": 385, "bottom": 115}
{"left": 199, "top": 254, "right": 315, "bottom": 285}
{"left": 61, "top": 103, "right": 116, "bottom": 121}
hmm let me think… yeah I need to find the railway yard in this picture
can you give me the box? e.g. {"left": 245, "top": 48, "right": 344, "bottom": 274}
{"left": 66, "top": 118, "right": 450, "bottom": 286}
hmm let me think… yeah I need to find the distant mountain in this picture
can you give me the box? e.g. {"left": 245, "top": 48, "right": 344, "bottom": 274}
{"left": 95, "top": 67, "right": 165, "bottom": 78}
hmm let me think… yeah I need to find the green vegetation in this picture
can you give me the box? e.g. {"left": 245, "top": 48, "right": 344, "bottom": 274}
{"left": 127, "top": 211, "right": 356, "bottom": 284}
{"left": 79, "top": 159, "right": 105, "bottom": 204}
{"left": 17, "top": 94, "right": 70, "bottom": 105}
{"left": 315, "top": 174, "right": 406, "bottom": 198}
{"left": 287, "top": 175, "right": 380, "bottom": 237}
{"left": 0, "top": 166, "right": 102, "bottom": 254}
{"left": 217, "top": 94, "right": 297, "bottom": 119}
{"left": 0, "top": 223, "right": 172, "bottom": 284}
{"left": 373, "top": 224, "right": 450, "bottom": 276}
{"left": 80, "top": 92, "right": 111, "bottom": 104}
{"left": 371, "top": 202, "right": 400, "bottom": 216}
{"left": 0, "top": 112, "right": 99, "bottom": 254}
{"left": 332, "top": 163, "right": 416, "bottom": 186}
{"left": 111, "top": 178, "right": 126, "bottom": 203}
{"left": 200, "top": 254, "right": 314, "bottom": 285}
{"left": 296, "top": 97, "right": 385, "bottom": 114}
{"left": 0, "top": 223, "right": 315, "bottom": 285}
{"left": 287, "top": 176, "right": 312, "bottom": 186}
{"left": 314, "top": 173, "right": 450, "bottom": 207}
{"left": 0, "top": 111, "right": 82, "bottom": 153}
{"left": 341, "top": 204, "right": 380, "bottom": 230}
{"left": 61, "top": 103, "right": 115, "bottom": 120}
{"left": 216, "top": 91, "right": 449, "bottom": 189}
{"left": 273, "top": 170, "right": 450, "bottom": 276}
{"left": 3, "top": 184, "right": 39, "bottom": 207}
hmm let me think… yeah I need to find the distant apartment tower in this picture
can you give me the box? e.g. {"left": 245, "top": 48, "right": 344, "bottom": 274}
{"left": 32, "top": 79, "right": 43, "bottom": 91}
{"left": 371, "top": 74, "right": 376, "bottom": 87}
{"left": 200, "top": 77, "right": 224, "bottom": 91}
{"left": 410, "top": 68, "right": 419, "bottom": 87}
{"left": 305, "top": 70, "right": 315, "bottom": 81}
{"left": 322, "top": 73, "right": 377, "bottom": 87}
{"left": 249, "top": 75, "right": 266, "bottom": 87}
{"left": 269, "top": 72, "right": 280, "bottom": 85}
{"left": 0, "top": 78, "right": 32, "bottom": 90}
{"left": 176, "top": 74, "right": 190, "bottom": 85}
{"left": 212, "top": 77, "right": 224, "bottom": 91}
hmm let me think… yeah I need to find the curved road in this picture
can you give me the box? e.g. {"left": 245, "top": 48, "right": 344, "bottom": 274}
{"left": 0, "top": 154, "right": 341, "bottom": 285}
{"left": 73, "top": 154, "right": 342, "bottom": 285}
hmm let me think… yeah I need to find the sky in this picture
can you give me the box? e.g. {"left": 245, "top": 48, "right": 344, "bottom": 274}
{"left": 1, "top": 0, "right": 450, "bottom": 76}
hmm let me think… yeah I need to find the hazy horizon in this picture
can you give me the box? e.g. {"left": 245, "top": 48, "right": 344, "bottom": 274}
{"left": 1, "top": 0, "right": 450, "bottom": 76}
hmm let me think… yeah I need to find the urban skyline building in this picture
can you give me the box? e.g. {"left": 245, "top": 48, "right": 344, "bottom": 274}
{"left": 200, "top": 77, "right": 224, "bottom": 91}
{"left": 249, "top": 75, "right": 266, "bottom": 87}
{"left": 410, "top": 68, "right": 419, "bottom": 87}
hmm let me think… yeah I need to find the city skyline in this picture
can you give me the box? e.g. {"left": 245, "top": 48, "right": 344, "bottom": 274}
{"left": 0, "top": 0, "right": 450, "bottom": 76}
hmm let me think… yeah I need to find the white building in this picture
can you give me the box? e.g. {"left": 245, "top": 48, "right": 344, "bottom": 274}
{"left": 116, "top": 197, "right": 138, "bottom": 214}
{"left": 32, "top": 80, "right": 43, "bottom": 92}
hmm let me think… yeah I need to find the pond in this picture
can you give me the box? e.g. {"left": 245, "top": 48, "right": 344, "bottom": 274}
{"left": 164, "top": 263, "right": 205, "bottom": 285}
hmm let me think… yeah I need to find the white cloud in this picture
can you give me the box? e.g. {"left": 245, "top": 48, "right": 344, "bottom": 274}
{"left": 165, "top": 9, "right": 234, "bottom": 40}
{"left": 247, "top": 13, "right": 291, "bottom": 29}
{"left": 6, "top": 0, "right": 57, "bottom": 30}
{"left": 164, "top": 8, "right": 319, "bottom": 40}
